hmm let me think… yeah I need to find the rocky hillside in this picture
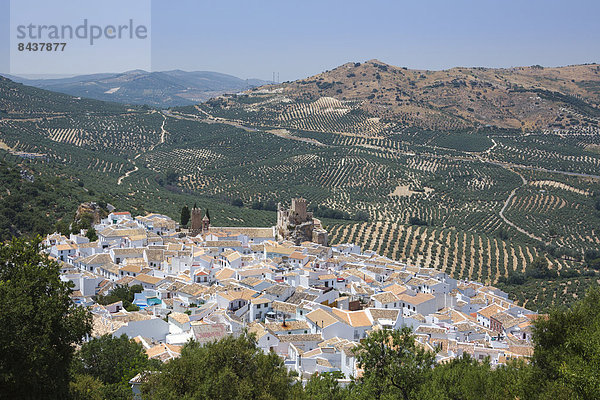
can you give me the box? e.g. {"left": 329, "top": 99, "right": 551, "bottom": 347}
{"left": 237, "top": 60, "right": 600, "bottom": 132}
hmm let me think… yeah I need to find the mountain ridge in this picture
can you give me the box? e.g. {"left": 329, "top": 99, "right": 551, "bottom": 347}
{"left": 2, "top": 70, "right": 272, "bottom": 108}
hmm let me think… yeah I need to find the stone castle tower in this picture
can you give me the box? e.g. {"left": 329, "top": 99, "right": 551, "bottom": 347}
{"left": 291, "top": 198, "right": 307, "bottom": 221}
{"left": 277, "top": 198, "right": 328, "bottom": 246}
{"left": 190, "top": 206, "right": 210, "bottom": 235}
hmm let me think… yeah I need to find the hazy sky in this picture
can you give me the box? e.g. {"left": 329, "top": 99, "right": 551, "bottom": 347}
{"left": 1, "top": 0, "right": 599, "bottom": 80}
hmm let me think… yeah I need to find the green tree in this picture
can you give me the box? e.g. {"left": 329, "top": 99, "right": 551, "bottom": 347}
{"left": 584, "top": 249, "right": 600, "bottom": 270}
{"left": 181, "top": 205, "right": 191, "bottom": 227}
{"left": 69, "top": 374, "right": 105, "bottom": 400}
{"left": 55, "top": 219, "right": 71, "bottom": 236}
{"left": 77, "top": 212, "right": 95, "bottom": 232}
{"left": 69, "top": 372, "right": 134, "bottom": 400}
{"left": 231, "top": 198, "right": 244, "bottom": 207}
{"left": 165, "top": 169, "right": 179, "bottom": 185}
{"left": 96, "top": 284, "right": 143, "bottom": 310}
{"left": 531, "top": 287, "right": 600, "bottom": 399}
{"left": 72, "top": 334, "right": 157, "bottom": 389}
{"left": 526, "top": 256, "right": 552, "bottom": 279}
{"left": 416, "top": 355, "right": 531, "bottom": 400}
{"left": 0, "top": 237, "right": 91, "bottom": 398}
{"left": 305, "top": 371, "right": 349, "bottom": 400}
{"left": 354, "top": 327, "right": 436, "bottom": 400}
{"left": 86, "top": 226, "right": 98, "bottom": 242}
{"left": 142, "top": 332, "right": 296, "bottom": 400}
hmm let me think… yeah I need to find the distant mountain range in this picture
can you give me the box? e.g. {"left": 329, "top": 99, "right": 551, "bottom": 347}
{"left": 2, "top": 70, "right": 272, "bottom": 107}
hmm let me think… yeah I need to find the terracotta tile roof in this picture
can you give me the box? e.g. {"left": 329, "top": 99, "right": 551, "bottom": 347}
{"left": 209, "top": 226, "right": 274, "bottom": 238}
{"left": 415, "top": 325, "right": 447, "bottom": 335}
{"left": 119, "top": 264, "right": 142, "bottom": 273}
{"left": 382, "top": 283, "right": 408, "bottom": 295}
{"left": 218, "top": 288, "right": 258, "bottom": 302}
{"left": 398, "top": 292, "right": 435, "bottom": 305}
{"left": 79, "top": 253, "right": 112, "bottom": 265}
{"left": 318, "top": 274, "right": 337, "bottom": 280}
{"left": 507, "top": 345, "right": 534, "bottom": 357}
{"left": 169, "top": 312, "right": 190, "bottom": 325}
{"left": 144, "top": 249, "right": 164, "bottom": 262}
{"left": 178, "top": 284, "right": 206, "bottom": 296}
{"left": 56, "top": 243, "right": 77, "bottom": 251}
{"left": 248, "top": 323, "right": 272, "bottom": 340}
{"left": 332, "top": 309, "right": 372, "bottom": 327}
{"left": 306, "top": 308, "right": 343, "bottom": 328}
{"left": 368, "top": 308, "right": 400, "bottom": 321}
{"left": 276, "top": 333, "right": 322, "bottom": 342}
{"left": 134, "top": 274, "right": 162, "bottom": 285}
{"left": 372, "top": 292, "right": 399, "bottom": 304}
{"left": 477, "top": 303, "right": 507, "bottom": 319}
{"left": 316, "top": 358, "right": 333, "bottom": 367}
{"left": 250, "top": 297, "right": 272, "bottom": 305}
{"left": 265, "top": 320, "right": 309, "bottom": 332}
{"left": 100, "top": 227, "right": 146, "bottom": 238}
{"left": 115, "top": 276, "right": 135, "bottom": 286}
{"left": 215, "top": 268, "right": 236, "bottom": 280}
{"left": 289, "top": 252, "right": 307, "bottom": 260}
{"left": 146, "top": 343, "right": 182, "bottom": 360}
{"left": 491, "top": 312, "right": 528, "bottom": 328}
{"left": 204, "top": 240, "right": 242, "bottom": 248}
{"left": 271, "top": 301, "right": 297, "bottom": 314}
{"left": 112, "top": 248, "right": 144, "bottom": 256}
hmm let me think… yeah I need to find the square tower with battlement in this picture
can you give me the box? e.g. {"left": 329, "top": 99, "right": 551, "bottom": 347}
{"left": 291, "top": 198, "right": 308, "bottom": 222}
{"left": 276, "top": 197, "right": 327, "bottom": 246}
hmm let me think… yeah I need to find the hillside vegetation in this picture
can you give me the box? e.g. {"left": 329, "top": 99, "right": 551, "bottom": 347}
{"left": 0, "top": 160, "right": 93, "bottom": 240}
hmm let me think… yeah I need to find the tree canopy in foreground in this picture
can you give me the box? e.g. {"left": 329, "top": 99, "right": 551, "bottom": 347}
{"left": 142, "top": 332, "right": 299, "bottom": 400}
{"left": 0, "top": 237, "right": 91, "bottom": 399}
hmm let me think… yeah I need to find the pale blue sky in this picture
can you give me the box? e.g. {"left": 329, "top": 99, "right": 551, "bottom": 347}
{"left": 1, "top": 0, "right": 599, "bottom": 80}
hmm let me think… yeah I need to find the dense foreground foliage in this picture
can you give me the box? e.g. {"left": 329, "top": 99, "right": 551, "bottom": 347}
{"left": 70, "top": 334, "right": 161, "bottom": 400}
{"left": 0, "top": 238, "right": 91, "bottom": 398}
{"left": 142, "top": 335, "right": 297, "bottom": 400}
{"left": 1, "top": 238, "right": 599, "bottom": 399}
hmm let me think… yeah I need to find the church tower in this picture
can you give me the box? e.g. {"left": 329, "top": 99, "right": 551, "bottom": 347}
{"left": 190, "top": 205, "right": 210, "bottom": 235}
{"left": 202, "top": 209, "right": 210, "bottom": 232}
